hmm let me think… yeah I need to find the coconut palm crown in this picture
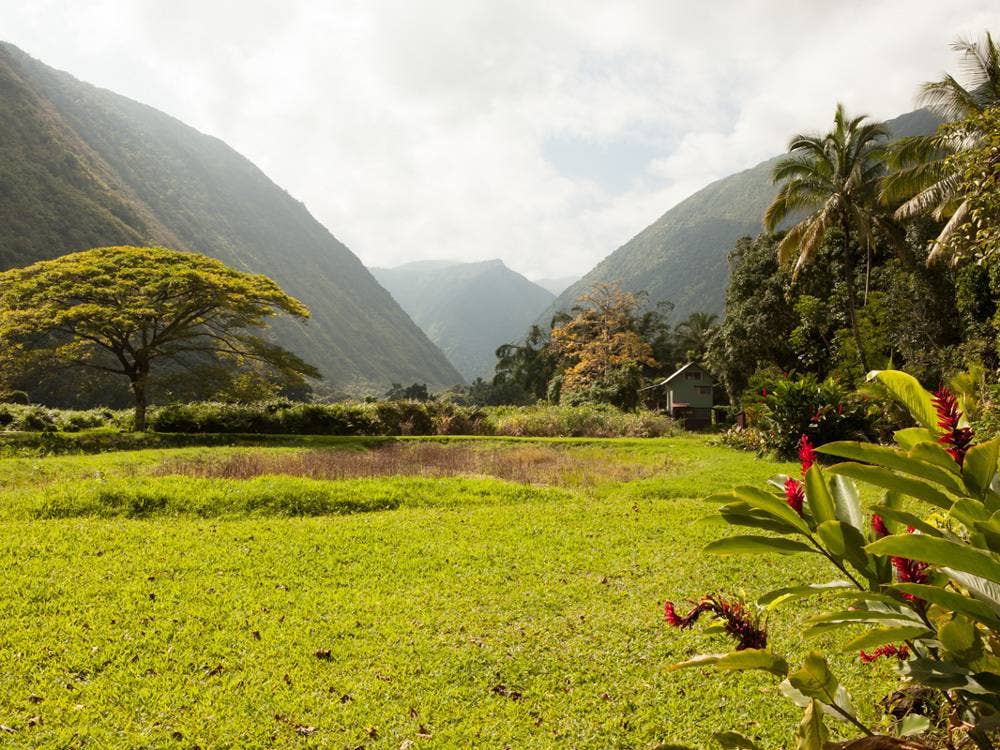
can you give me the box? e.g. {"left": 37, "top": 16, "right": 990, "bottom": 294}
{"left": 881, "top": 32, "right": 1000, "bottom": 263}
{"left": 764, "top": 104, "right": 890, "bottom": 370}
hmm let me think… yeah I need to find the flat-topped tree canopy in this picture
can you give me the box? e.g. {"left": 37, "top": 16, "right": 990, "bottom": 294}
{"left": 0, "top": 245, "right": 320, "bottom": 430}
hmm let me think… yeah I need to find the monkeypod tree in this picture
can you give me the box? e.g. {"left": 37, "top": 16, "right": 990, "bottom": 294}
{"left": 0, "top": 246, "right": 319, "bottom": 430}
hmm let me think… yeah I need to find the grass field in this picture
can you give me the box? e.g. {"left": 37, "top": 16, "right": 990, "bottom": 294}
{"left": 0, "top": 436, "right": 896, "bottom": 748}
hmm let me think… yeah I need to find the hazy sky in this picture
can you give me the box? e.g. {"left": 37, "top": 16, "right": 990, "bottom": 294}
{"left": 3, "top": 1, "right": 1000, "bottom": 280}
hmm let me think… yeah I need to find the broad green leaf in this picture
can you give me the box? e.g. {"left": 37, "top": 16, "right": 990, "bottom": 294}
{"left": 795, "top": 700, "right": 829, "bottom": 750}
{"left": 828, "top": 463, "right": 953, "bottom": 511}
{"left": 890, "top": 583, "right": 1000, "bottom": 626}
{"left": 667, "top": 649, "right": 788, "bottom": 676}
{"left": 712, "top": 732, "right": 760, "bottom": 750}
{"left": 843, "top": 626, "right": 931, "bottom": 652}
{"left": 867, "top": 370, "right": 938, "bottom": 430}
{"left": 819, "top": 441, "right": 963, "bottom": 494}
{"left": 871, "top": 504, "right": 942, "bottom": 538}
{"left": 806, "top": 608, "right": 923, "bottom": 630}
{"left": 899, "top": 715, "right": 931, "bottom": 736}
{"left": 902, "top": 657, "right": 989, "bottom": 693}
{"left": 938, "top": 615, "right": 983, "bottom": 662}
{"left": 816, "top": 520, "right": 870, "bottom": 576}
{"left": 718, "top": 503, "right": 797, "bottom": 534}
{"left": 867, "top": 534, "right": 1000, "bottom": 584}
{"left": 729, "top": 485, "right": 812, "bottom": 535}
{"left": 787, "top": 652, "right": 838, "bottom": 704}
{"left": 965, "top": 438, "right": 1000, "bottom": 498}
{"left": 830, "top": 474, "right": 863, "bottom": 531}
{"left": 909, "top": 442, "right": 962, "bottom": 476}
{"left": 780, "top": 681, "right": 856, "bottom": 724}
{"left": 895, "top": 427, "right": 939, "bottom": 450}
{"left": 705, "top": 535, "right": 816, "bottom": 556}
{"left": 803, "top": 466, "right": 836, "bottom": 524}
{"left": 758, "top": 581, "right": 854, "bottom": 609}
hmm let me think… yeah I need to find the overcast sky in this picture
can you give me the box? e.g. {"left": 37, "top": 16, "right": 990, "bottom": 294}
{"left": 3, "top": 1, "right": 1000, "bottom": 280}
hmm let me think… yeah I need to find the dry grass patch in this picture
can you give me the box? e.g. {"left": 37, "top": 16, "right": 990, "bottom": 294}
{"left": 152, "top": 442, "right": 668, "bottom": 486}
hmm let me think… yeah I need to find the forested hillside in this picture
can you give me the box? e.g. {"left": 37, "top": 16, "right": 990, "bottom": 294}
{"left": 0, "top": 42, "right": 462, "bottom": 396}
{"left": 371, "top": 259, "right": 554, "bottom": 380}
{"left": 540, "top": 109, "right": 941, "bottom": 323}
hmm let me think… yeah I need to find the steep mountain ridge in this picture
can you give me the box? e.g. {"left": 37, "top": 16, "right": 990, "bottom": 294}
{"left": 540, "top": 109, "right": 942, "bottom": 325}
{"left": 0, "top": 41, "right": 463, "bottom": 394}
{"left": 371, "top": 259, "right": 555, "bottom": 380}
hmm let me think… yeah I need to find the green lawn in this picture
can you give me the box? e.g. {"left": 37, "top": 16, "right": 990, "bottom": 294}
{"left": 0, "top": 436, "right": 897, "bottom": 748}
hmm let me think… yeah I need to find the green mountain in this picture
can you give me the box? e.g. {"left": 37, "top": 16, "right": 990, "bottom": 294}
{"left": 0, "top": 41, "right": 462, "bottom": 395}
{"left": 541, "top": 109, "right": 942, "bottom": 324}
{"left": 371, "top": 260, "right": 555, "bottom": 381}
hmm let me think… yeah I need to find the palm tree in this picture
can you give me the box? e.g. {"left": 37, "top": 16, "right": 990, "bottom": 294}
{"left": 764, "top": 103, "right": 890, "bottom": 371}
{"left": 674, "top": 312, "right": 718, "bottom": 362}
{"left": 881, "top": 32, "right": 1000, "bottom": 263}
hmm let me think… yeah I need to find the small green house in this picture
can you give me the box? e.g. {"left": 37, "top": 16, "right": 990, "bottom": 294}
{"left": 653, "top": 362, "right": 714, "bottom": 428}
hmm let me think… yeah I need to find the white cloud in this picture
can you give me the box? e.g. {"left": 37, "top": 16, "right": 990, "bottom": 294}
{"left": 2, "top": 0, "right": 999, "bottom": 279}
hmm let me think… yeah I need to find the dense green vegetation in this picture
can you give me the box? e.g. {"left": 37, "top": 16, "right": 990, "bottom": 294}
{"left": 0, "top": 436, "right": 899, "bottom": 747}
{"left": 0, "top": 399, "right": 678, "bottom": 441}
{"left": 370, "top": 259, "right": 555, "bottom": 381}
{"left": 0, "top": 41, "right": 462, "bottom": 398}
{"left": 0, "top": 246, "right": 318, "bottom": 430}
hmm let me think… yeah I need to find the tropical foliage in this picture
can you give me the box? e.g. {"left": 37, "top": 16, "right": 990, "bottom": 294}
{"left": 665, "top": 371, "right": 1000, "bottom": 748}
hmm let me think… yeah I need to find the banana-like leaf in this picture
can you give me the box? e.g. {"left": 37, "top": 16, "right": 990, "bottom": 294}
{"left": 828, "top": 463, "right": 954, "bottom": 511}
{"left": 816, "top": 520, "right": 871, "bottom": 577}
{"left": 804, "top": 465, "right": 836, "bottom": 524}
{"left": 867, "top": 370, "right": 939, "bottom": 430}
{"left": 895, "top": 427, "right": 939, "bottom": 449}
{"left": 819, "top": 441, "right": 964, "bottom": 494}
{"left": 705, "top": 535, "right": 817, "bottom": 556}
{"left": 867, "top": 534, "right": 1000, "bottom": 584}
{"left": 758, "top": 581, "right": 855, "bottom": 609}
{"left": 667, "top": 649, "right": 789, "bottom": 676}
{"left": 729, "top": 485, "right": 812, "bottom": 535}
{"left": 871, "top": 504, "right": 943, "bottom": 537}
{"left": 890, "top": 583, "right": 1000, "bottom": 626}
{"left": 843, "top": 626, "right": 932, "bottom": 652}
{"left": 718, "top": 503, "right": 797, "bottom": 534}
{"left": 909, "top": 442, "right": 963, "bottom": 476}
{"left": 830, "top": 475, "right": 863, "bottom": 530}
{"left": 965, "top": 439, "right": 1000, "bottom": 498}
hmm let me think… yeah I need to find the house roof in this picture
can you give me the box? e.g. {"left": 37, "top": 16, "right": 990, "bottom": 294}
{"left": 662, "top": 362, "right": 702, "bottom": 384}
{"left": 637, "top": 362, "right": 714, "bottom": 392}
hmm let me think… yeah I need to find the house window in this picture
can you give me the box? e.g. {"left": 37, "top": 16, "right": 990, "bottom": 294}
{"left": 696, "top": 386, "right": 712, "bottom": 395}
{"left": 684, "top": 371, "right": 701, "bottom": 380}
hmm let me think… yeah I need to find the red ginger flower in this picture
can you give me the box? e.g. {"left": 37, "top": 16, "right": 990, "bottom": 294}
{"left": 871, "top": 514, "right": 889, "bottom": 538}
{"left": 784, "top": 477, "right": 805, "bottom": 516}
{"left": 859, "top": 643, "right": 909, "bottom": 663}
{"left": 933, "top": 387, "right": 974, "bottom": 466}
{"left": 798, "top": 435, "right": 817, "bottom": 474}
{"left": 664, "top": 594, "right": 767, "bottom": 650}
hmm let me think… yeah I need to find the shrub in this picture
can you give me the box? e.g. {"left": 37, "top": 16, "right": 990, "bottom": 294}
{"left": 743, "top": 373, "right": 875, "bottom": 458}
{"left": 663, "top": 370, "right": 1000, "bottom": 748}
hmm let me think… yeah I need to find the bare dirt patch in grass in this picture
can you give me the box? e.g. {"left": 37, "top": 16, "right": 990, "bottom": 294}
{"left": 152, "top": 442, "right": 667, "bottom": 486}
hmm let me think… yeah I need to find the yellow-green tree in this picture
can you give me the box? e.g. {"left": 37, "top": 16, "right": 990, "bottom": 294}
{"left": 0, "top": 246, "right": 319, "bottom": 430}
{"left": 549, "top": 283, "right": 655, "bottom": 408}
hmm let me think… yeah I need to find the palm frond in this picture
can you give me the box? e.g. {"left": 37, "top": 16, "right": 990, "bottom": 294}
{"left": 927, "top": 199, "right": 971, "bottom": 265}
{"left": 892, "top": 174, "right": 960, "bottom": 221}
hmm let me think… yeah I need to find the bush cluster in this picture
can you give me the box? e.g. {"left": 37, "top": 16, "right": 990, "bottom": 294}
{"left": 0, "top": 400, "right": 679, "bottom": 439}
{"left": 0, "top": 404, "right": 130, "bottom": 432}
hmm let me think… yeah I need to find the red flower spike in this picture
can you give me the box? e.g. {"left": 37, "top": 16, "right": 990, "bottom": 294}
{"left": 871, "top": 514, "right": 889, "bottom": 538}
{"left": 859, "top": 644, "right": 909, "bottom": 663}
{"left": 784, "top": 477, "right": 805, "bottom": 516}
{"left": 798, "top": 435, "right": 817, "bottom": 475}
{"left": 663, "top": 594, "right": 767, "bottom": 650}
{"left": 932, "top": 387, "right": 974, "bottom": 466}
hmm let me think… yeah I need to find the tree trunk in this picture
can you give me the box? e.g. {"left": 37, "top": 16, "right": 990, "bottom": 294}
{"left": 130, "top": 373, "right": 148, "bottom": 432}
{"left": 843, "top": 226, "right": 870, "bottom": 373}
